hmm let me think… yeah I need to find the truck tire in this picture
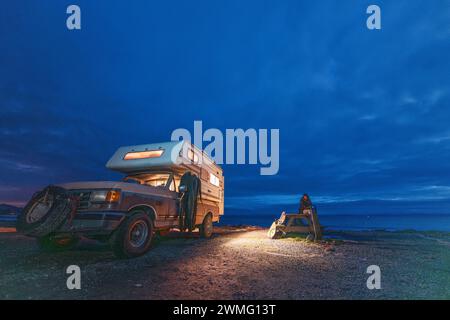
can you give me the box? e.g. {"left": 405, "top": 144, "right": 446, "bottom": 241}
{"left": 16, "top": 186, "right": 75, "bottom": 237}
{"left": 110, "top": 211, "right": 154, "bottom": 259}
{"left": 199, "top": 214, "right": 213, "bottom": 238}
{"left": 37, "top": 234, "right": 80, "bottom": 252}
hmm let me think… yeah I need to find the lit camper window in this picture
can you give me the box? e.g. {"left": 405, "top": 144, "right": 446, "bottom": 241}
{"left": 123, "top": 149, "right": 164, "bottom": 160}
{"left": 209, "top": 173, "right": 220, "bottom": 187}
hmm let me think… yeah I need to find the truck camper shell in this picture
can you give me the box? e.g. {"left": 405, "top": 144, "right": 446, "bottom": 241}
{"left": 107, "top": 141, "right": 224, "bottom": 217}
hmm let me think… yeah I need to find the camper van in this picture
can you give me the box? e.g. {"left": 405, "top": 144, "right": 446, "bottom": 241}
{"left": 17, "top": 141, "right": 224, "bottom": 258}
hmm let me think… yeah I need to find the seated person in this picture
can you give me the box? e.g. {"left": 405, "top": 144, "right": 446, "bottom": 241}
{"left": 299, "top": 193, "right": 313, "bottom": 215}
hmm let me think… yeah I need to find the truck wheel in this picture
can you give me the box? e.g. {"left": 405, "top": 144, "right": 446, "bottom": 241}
{"left": 110, "top": 211, "right": 154, "bottom": 259}
{"left": 16, "top": 186, "right": 74, "bottom": 237}
{"left": 37, "top": 234, "right": 80, "bottom": 252}
{"left": 199, "top": 214, "right": 213, "bottom": 238}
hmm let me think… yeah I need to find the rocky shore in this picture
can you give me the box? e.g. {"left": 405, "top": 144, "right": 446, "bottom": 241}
{"left": 0, "top": 227, "right": 449, "bottom": 299}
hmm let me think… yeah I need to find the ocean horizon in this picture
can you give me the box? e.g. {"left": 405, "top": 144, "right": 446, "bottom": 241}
{"left": 2, "top": 213, "right": 450, "bottom": 232}
{"left": 218, "top": 213, "right": 450, "bottom": 232}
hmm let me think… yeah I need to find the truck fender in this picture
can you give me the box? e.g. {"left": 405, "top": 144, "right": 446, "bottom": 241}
{"left": 127, "top": 204, "right": 157, "bottom": 223}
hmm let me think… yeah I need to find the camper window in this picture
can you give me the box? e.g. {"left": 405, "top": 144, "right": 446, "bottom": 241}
{"left": 123, "top": 149, "right": 164, "bottom": 160}
{"left": 209, "top": 173, "right": 220, "bottom": 187}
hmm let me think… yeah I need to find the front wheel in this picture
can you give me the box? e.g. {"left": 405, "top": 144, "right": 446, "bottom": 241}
{"left": 110, "top": 211, "right": 154, "bottom": 259}
{"left": 199, "top": 214, "right": 213, "bottom": 238}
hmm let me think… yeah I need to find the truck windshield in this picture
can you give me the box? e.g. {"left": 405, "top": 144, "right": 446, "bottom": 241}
{"left": 124, "top": 173, "right": 171, "bottom": 189}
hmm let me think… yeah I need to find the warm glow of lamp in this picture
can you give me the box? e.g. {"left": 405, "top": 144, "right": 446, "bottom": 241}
{"left": 123, "top": 149, "right": 164, "bottom": 160}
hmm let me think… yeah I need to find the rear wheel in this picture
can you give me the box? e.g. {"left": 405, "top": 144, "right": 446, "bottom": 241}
{"left": 37, "top": 234, "right": 80, "bottom": 251}
{"left": 199, "top": 214, "right": 213, "bottom": 238}
{"left": 110, "top": 211, "right": 154, "bottom": 259}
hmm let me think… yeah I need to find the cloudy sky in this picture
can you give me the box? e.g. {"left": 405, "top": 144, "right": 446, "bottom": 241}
{"left": 1, "top": 1, "right": 449, "bottom": 214}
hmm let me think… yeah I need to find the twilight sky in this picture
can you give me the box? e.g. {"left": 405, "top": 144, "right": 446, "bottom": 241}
{"left": 1, "top": 1, "right": 450, "bottom": 214}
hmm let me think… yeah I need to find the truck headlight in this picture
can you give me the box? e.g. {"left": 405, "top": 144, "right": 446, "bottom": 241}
{"left": 90, "top": 190, "right": 121, "bottom": 202}
{"left": 90, "top": 190, "right": 108, "bottom": 202}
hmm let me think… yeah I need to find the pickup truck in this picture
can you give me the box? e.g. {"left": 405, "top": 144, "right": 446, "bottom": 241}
{"left": 16, "top": 141, "right": 224, "bottom": 258}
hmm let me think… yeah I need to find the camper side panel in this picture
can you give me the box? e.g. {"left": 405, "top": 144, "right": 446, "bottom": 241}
{"left": 195, "top": 160, "right": 223, "bottom": 224}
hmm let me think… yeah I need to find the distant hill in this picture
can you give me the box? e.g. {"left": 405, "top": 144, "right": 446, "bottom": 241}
{"left": 0, "top": 204, "right": 22, "bottom": 215}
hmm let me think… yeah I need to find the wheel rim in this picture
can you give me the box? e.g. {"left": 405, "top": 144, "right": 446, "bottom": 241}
{"left": 128, "top": 220, "right": 149, "bottom": 248}
{"left": 26, "top": 198, "right": 51, "bottom": 223}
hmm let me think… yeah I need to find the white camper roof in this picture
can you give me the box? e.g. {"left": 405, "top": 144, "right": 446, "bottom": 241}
{"left": 106, "top": 141, "right": 218, "bottom": 174}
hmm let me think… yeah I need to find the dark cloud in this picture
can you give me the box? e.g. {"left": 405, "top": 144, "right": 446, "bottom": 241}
{"left": 1, "top": 1, "right": 449, "bottom": 214}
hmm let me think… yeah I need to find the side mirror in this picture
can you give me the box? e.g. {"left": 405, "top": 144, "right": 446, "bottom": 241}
{"left": 179, "top": 185, "right": 187, "bottom": 193}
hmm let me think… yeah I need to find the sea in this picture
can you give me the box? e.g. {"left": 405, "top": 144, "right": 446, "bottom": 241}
{"left": 0, "top": 215, "right": 17, "bottom": 228}
{"left": 217, "top": 213, "right": 450, "bottom": 232}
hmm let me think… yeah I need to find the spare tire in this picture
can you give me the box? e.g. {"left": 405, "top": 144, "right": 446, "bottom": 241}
{"left": 16, "top": 185, "right": 75, "bottom": 237}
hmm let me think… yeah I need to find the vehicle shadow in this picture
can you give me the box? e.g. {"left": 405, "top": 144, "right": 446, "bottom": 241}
{"left": 10, "top": 228, "right": 229, "bottom": 267}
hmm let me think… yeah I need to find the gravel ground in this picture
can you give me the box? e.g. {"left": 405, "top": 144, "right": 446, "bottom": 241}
{"left": 0, "top": 227, "right": 449, "bottom": 300}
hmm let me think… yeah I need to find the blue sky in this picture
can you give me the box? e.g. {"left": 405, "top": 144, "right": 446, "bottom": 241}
{"left": 1, "top": 1, "right": 450, "bottom": 214}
